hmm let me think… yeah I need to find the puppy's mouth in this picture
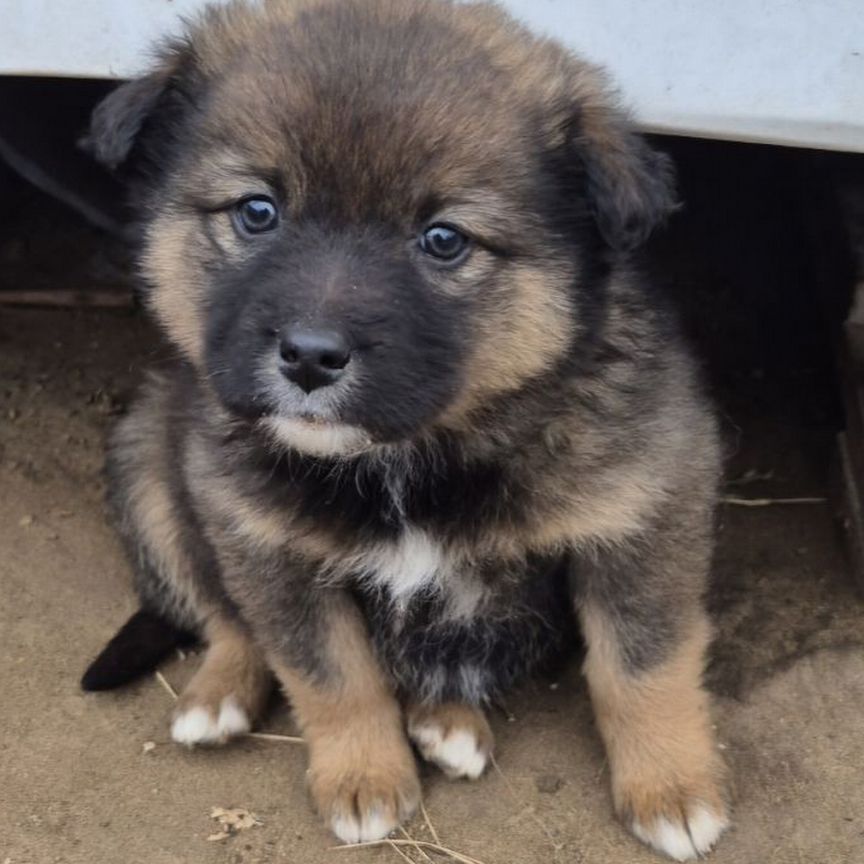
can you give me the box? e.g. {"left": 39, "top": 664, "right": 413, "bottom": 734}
{"left": 250, "top": 359, "right": 353, "bottom": 420}
{"left": 258, "top": 413, "right": 373, "bottom": 457}
{"left": 286, "top": 412, "right": 335, "bottom": 427}
{"left": 212, "top": 359, "right": 373, "bottom": 457}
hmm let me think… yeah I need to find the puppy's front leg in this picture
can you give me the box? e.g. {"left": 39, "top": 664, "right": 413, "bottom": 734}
{"left": 267, "top": 592, "right": 420, "bottom": 844}
{"left": 575, "top": 535, "right": 728, "bottom": 861}
{"left": 171, "top": 611, "right": 272, "bottom": 746}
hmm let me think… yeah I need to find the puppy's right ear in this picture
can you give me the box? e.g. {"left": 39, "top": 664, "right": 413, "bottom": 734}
{"left": 85, "top": 74, "right": 172, "bottom": 171}
{"left": 83, "top": 46, "right": 192, "bottom": 172}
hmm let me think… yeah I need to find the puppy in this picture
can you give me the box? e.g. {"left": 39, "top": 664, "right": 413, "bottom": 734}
{"left": 81, "top": 0, "right": 728, "bottom": 858}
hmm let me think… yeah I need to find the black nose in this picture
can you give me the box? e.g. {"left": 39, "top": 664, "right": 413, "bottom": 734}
{"left": 278, "top": 328, "right": 351, "bottom": 393}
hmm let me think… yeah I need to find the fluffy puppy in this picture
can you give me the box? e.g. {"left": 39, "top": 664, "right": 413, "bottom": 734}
{"left": 81, "top": 0, "right": 728, "bottom": 859}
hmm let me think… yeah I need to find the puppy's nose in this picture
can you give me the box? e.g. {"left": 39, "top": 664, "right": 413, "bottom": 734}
{"left": 278, "top": 328, "right": 351, "bottom": 393}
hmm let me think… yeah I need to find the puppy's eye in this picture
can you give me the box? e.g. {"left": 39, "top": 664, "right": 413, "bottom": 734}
{"left": 234, "top": 196, "right": 279, "bottom": 234}
{"left": 419, "top": 224, "right": 469, "bottom": 261}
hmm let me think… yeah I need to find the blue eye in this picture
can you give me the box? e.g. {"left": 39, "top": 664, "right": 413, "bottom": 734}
{"left": 419, "top": 224, "right": 469, "bottom": 261}
{"left": 235, "top": 196, "right": 279, "bottom": 234}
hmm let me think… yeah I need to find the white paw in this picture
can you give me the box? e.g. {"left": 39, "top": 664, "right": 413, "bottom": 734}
{"left": 410, "top": 724, "right": 488, "bottom": 780}
{"left": 632, "top": 805, "right": 729, "bottom": 861}
{"left": 331, "top": 806, "right": 397, "bottom": 844}
{"left": 171, "top": 696, "right": 251, "bottom": 746}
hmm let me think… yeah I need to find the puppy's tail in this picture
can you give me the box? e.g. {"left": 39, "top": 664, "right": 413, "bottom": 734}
{"left": 81, "top": 608, "right": 197, "bottom": 691}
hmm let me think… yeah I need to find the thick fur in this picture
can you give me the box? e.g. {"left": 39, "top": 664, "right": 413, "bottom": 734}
{"left": 84, "top": 0, "right": 727, "bottom": 858}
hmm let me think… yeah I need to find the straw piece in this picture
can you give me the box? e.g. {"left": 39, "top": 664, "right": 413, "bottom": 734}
{"left": 399, "top": 826, "right": 433, "bottom": 863}
{"left": 387, "top": 839, "right": 418, "bottom": 864}
{"left": 419, "top": 801, "right": 441, "bottom": 847}
{"left": 331, "top": 839, "right": 486, "bottom": 864}
{"left": 248, "top": 731, "right": 305, "bottom": 744}
{"left": 154, "top": 670, "right": 179, "bottom": 700}
{"left": 720, "top": 496, "right": 826, "bottom": 507}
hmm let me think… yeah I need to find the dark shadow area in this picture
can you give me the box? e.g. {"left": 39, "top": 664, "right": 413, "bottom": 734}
{"left": 0, "top": 79, "right": 131, "bottom": 300}
{"left": 645, "top": 136, "right": 864, "bottom": 697}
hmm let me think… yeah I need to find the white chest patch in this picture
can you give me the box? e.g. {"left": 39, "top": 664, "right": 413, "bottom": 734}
{"left": 331, "top": 526, "right": 487, "bottom": 617}
{"left": 357, "top": 526, "right": 447, "bottom": 602}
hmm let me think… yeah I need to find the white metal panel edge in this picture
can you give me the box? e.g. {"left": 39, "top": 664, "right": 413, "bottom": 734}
{"left": 0, "top": 0, "right": 861, "bottom": 152}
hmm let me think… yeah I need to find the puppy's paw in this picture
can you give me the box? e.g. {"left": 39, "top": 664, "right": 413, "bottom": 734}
{"left": 407, "top": 702, "right": 493, "bottom": 780}
{"left": 630, "top": 801, "right": 729, "bottom": 861}
{"left": 309, "top": 737, "right": 421, "bottom": 844}
{"left": 619, "top": 773, "right": 729, "bottom": 861}
{"left": 324, "top": 773, "right": 419, "bottom": 844}
{"left": 171, "top": 694, "right": 252, "bottom": 746}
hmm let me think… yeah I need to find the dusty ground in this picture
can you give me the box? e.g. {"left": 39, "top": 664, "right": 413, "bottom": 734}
{"left": 3, "top": 141, "right": 864, "bottom": 864}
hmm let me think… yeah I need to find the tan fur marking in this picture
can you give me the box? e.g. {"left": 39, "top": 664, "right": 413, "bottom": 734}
{"left": 269, "top": 598, "right": 419, "bottom": 836}
{"left": 186, "top": 437, "right": 340, "bottom": 560}
{"left": 580, "top": 604, "right": 728, "bottom": 830}
{"left": 114, "top": 390, "right": 211, "bottom": 624}
{"left": 443, "top": 261, "right": 574, "bottom": 420}
{"left": 193, "top": 470, "right": 292, "bottom": 554}
{"left": 530, "top": 465, "right": 673, "bottom": 551}
{"left": 142, "top": 215, "right": 207, "bottom": 365}
{"left": 130, "top": 470, "right": 193, "bottom": 593}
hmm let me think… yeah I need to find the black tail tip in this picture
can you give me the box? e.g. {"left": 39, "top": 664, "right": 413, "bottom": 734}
{"left": 81, "top": 608, "right": 197, "bottom": 692}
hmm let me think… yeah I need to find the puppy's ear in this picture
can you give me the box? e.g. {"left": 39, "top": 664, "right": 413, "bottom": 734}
{"left": 567, "top": 70, "right": 678, "bottom": 251}
{"left": 83, "top": 45, "right": 191, "bottom": 172}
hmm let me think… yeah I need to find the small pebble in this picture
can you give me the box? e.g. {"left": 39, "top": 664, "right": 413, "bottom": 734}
{"left": 18, "top": 515, "right": 33, "bottom": 527}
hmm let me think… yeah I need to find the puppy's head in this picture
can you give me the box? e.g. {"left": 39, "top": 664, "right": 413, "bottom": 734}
{"left": 88, "top": 0, "right": 675, "bottom": 456}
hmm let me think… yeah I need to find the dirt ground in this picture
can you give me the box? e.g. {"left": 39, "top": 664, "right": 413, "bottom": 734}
{"left": 3, "top": 141, "right": 864, "bottom": 864}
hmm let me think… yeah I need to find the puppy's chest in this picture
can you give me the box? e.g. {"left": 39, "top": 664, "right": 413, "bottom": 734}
{"left": 280, "top": 451, "right": 536, "bottom": 609}
{"left": 340, "top": 525, "right": 488, "bottom": 618}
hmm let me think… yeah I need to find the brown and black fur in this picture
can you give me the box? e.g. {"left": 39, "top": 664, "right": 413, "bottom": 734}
{"left": 82, "top": 0, "right": 728, "bottom": 857}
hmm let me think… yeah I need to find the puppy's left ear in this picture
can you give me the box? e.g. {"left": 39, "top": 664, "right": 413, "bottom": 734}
{"left": 567, "top": 70, "right": 678, "bottom": 252}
